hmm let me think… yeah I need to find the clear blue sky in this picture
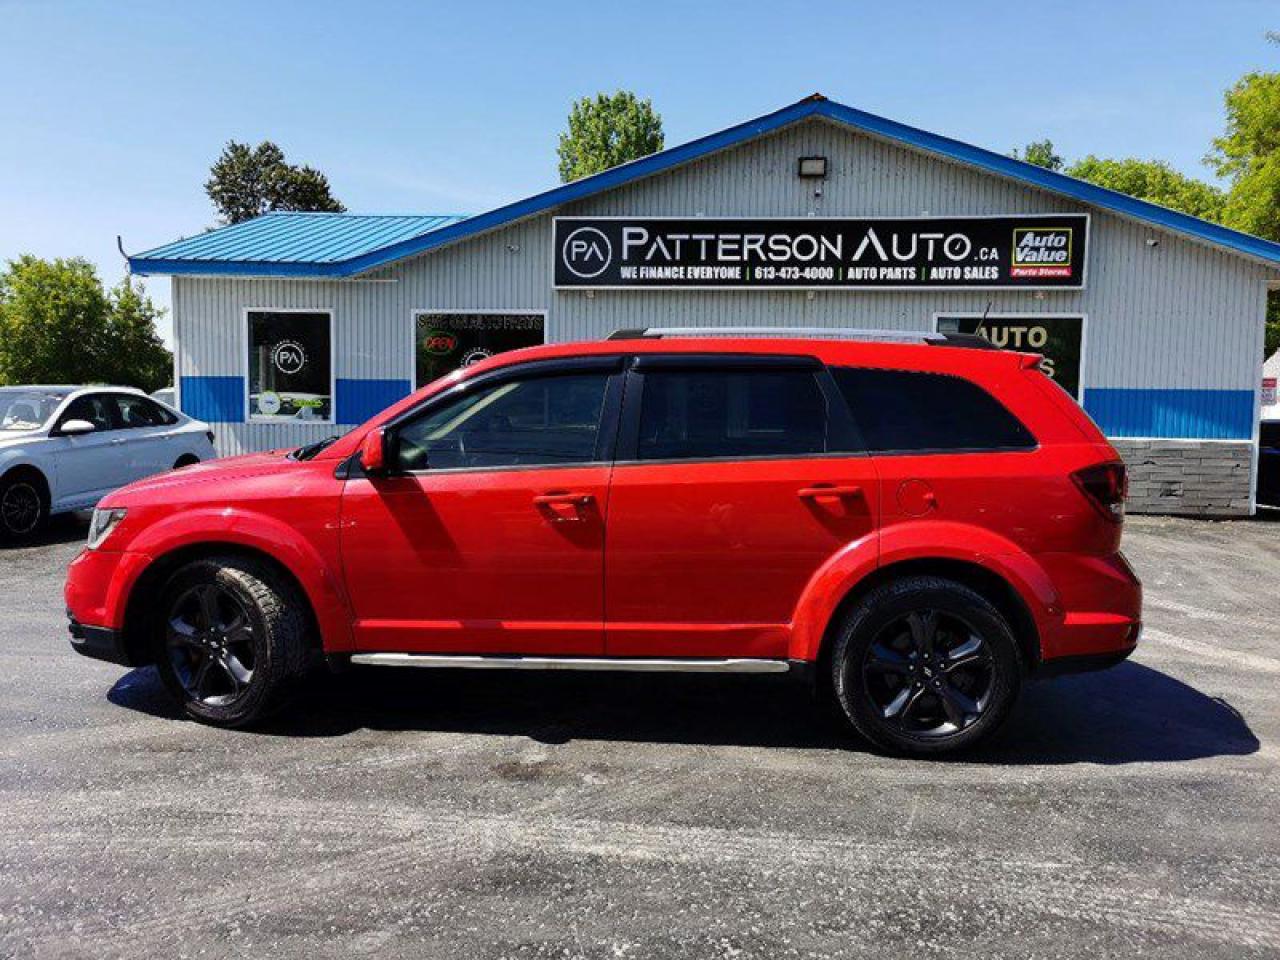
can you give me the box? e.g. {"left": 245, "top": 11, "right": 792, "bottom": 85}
{"left": 1, "top": 0, "right": 1275, "bottom": 346}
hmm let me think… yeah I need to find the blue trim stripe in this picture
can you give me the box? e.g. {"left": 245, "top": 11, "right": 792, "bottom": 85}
{"left": 180, "top": 376, "right": 244, "bottom": 423}
{"left": 130, "top": 95, "right": 1280, "bottom": 278}
{"left": 1083, "top": 388, "right": 1255, "bottom": 440}
{"left": 336, "top": 378, "right": 412, "bottom": 425}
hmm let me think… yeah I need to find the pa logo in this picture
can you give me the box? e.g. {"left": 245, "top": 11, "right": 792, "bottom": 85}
{"left": 271, "top": 340, "right": 307, "bottom": 375}
{"left": 562, "top": 226, "right": 612, "bottom": 279}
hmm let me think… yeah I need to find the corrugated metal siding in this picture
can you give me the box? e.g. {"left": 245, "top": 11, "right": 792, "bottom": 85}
{"left": 1084, "top": 389, "right": 1255, "bottom": 439}
{"left": 172, "top": 118, "right": 1273, "bottom": 455}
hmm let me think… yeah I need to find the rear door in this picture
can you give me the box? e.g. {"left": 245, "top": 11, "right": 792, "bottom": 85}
{"left": 111, "top": 393, "right": 183, "bottom": 479}
{"left": 603, "top": 355, "right": 880, "bottom": 659}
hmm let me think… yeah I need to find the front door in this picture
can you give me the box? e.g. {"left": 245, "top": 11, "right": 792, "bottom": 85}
{"left": 48, "top": 393, "right": 129, "bottom": 508}
{"left": 340, "top": 358, "right": 623, "bottom": 655}
{"left": 604, "top": 356, "right": 880, "bottom": 659}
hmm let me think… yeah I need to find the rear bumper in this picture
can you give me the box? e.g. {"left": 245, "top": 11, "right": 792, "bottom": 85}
{"left": 1037, "top": 550, "right": 1142, "bottom": 671}
{"left": 1035, "top": 643, "right": 1138, "bottom": 679}
{"left": 67, "top": 612, "right": 133, "bottom": 666}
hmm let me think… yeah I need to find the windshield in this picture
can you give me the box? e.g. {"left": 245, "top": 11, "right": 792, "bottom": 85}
{"left": 0, "top": 389, "right": 68, "bottom": 431}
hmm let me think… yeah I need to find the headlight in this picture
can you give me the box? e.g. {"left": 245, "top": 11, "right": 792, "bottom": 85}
{"left": 87, "top": 508, "right": 127, "bottom": 550}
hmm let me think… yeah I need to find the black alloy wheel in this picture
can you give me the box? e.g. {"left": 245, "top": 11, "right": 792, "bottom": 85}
{"left": 165, "top": 582, "right": 257, "bottom": 707}
{"left": 153, "top": 556, "right": 312, "bottom": 728}
{"left": 860, "top": 609, "right": 994, "bottom": 738}
{"left": 830, "top": 576, "right": 1021, "bottom": 755}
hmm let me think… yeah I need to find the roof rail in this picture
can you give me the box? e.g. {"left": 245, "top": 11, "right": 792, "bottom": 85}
{"left": 606, "top": 327, "right": 997, "bottom": 350}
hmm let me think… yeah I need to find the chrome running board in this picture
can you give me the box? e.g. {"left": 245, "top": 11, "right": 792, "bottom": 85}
{"left": 348, "top": 653, "right": 791, "bottom": 674}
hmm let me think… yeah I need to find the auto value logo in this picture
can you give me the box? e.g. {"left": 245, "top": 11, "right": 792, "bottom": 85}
{"left": 1010, "top": 228, "right": 1073, "bottom": 278}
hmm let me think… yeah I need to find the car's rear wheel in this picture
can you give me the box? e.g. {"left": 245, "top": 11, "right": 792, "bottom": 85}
{"left": 153, "top": 556, "right": 311, "bottom": 727}
{"left": 830, "top": 576, "right": 1021, "bottom": 756}
{"left": 173, "top": 454, "right": 200, "bottom": 469}
{"left": 0, "top": 472, "right": 48, "bottom": 543}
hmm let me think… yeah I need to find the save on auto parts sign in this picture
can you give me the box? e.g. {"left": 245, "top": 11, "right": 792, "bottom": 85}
{"left": 936, "top": 314, "right": 1085, "bottom": 400}
{"left": 553, "top": 215, "right": 1088, "bottom": 290}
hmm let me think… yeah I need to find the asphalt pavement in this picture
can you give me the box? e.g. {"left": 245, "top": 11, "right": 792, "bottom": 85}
{"left": 0, "top": 513, "right": 1277, "bottom": 958}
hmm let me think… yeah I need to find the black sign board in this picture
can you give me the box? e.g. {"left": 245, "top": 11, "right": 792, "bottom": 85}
{"left": 936, "top": 314, "right": 1085, "bottom": 399}
{"left": 553, "top": 215, "right": 1088, "bottom": 290}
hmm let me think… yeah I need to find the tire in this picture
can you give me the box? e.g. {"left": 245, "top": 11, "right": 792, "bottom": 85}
{"left": 830, "top": 576, "right": 1022, "bottom": 756}
{"left": 0, "top": 471, "right": 49, "bottom": 544}
{"left": 173, "top": 454, "right": 200, "bottom": 469}
{"left": 153, "top": 555, "right": 311, "bottom": 728}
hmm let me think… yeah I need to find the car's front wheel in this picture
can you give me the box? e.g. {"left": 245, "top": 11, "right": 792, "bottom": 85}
{"left": 830, "top": 576, "right": 1022, "bottom": 756}
{"left": 0, "top": 471, "right": 48, "bottom": 543}
{"left": 153, "top": 555, "right": 311, "bottom": 727}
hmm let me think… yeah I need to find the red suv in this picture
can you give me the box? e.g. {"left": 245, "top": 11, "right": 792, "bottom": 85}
{"left": 65, "top": 330, "right": 1140, "bottom": 755}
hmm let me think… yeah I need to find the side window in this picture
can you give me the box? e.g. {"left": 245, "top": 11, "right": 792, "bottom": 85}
{"left": 637, "top": 369, "right": 827, "bottom": 461}
{"left": 114, "top": 395, "right": 177, "bottom": 429}
{"left": 831, "top": 367, "right": 1035, "bottom": 453}
{"left": 393, "top": 372, "right": 611, "bottom": 471}
{"left": 57, "top": 395, "right": 115, "bottom": 432}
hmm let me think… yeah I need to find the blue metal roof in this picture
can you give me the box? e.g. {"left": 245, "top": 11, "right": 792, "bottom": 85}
{"left": 129, "top": 213, "right": 467, "bottom": 277}
{"left": 128, "top": 95, "right": 1280, "bottom": 278}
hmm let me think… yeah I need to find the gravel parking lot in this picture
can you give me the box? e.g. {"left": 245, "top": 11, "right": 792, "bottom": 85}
{"left": 1, "top": 514, "right": 1277, "bottom": 959}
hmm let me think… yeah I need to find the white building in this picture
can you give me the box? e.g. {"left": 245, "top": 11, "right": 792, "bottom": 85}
{"left": 128, "top": 95, "right": 1280, "bottom": 515}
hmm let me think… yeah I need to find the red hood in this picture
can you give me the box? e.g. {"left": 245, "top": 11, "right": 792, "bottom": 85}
{"left": 100, "top": 450, "right": 294, "bottom": 507}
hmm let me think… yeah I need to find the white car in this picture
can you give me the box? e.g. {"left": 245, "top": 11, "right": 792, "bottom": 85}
{"left": 0, "top": 385, "right": 217, "bottom": 542}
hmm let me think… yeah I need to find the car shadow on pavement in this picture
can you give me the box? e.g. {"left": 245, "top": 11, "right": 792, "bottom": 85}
{"left": 107, "top": 659, "right": 1259, "bottom": 765}
{"left": 3, "top": 513, "right": 87, "bottom": 549}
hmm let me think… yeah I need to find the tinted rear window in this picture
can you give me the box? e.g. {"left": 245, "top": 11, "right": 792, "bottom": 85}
{"left": 832, "top": 367, "right": 1034, "bottom": 453}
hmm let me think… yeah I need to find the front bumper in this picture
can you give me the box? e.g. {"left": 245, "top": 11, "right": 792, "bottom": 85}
{"left": 64, "top": 547, "right": 154, "bottom": 668}
{"left": 67, "top": 612, "right": 132, "bottom": 666}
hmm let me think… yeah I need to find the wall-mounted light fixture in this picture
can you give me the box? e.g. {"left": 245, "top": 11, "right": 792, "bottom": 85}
{"left": 797, "top": 156, "right": 827, "bottom": 179}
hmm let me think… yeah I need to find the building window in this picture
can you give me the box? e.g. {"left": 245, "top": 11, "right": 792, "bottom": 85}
{"left": 246, "top": 310, "right": 333, "bottom": 422}
{"left": 414, "top": 312, "right": 545, "bottom": 389}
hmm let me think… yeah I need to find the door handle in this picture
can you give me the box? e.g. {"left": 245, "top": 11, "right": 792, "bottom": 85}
{"left": 110, "top": 437, "right": 128, "bottom": 445}
{"left": 533, "top": 492, "right": 594, "bottom": 507}
{"left": 797, "top": 484, "right": 862, "bottom": 499}
{"left": 533, "top": 492, "right": 594, "bottom": 522}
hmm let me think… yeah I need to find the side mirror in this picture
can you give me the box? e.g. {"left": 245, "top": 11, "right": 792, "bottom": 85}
{"left": 59, "top": 419, "right": 97, "bottom": 436}
{"left": 359, "top": 427, "right": 389, "bottom": 476}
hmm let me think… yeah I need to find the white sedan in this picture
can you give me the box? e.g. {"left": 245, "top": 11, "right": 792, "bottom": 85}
{"left": 0, "top": 385, "right": 217, "bottom": 542}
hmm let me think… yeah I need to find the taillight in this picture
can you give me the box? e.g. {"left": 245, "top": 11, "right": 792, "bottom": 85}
{"left": 1072, "top": 461, "right": 1127, "bottom": 523}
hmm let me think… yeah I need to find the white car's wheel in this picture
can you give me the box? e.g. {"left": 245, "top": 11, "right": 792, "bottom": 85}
{"left": 0, "top": 471, "right": 49, "bottom": 543}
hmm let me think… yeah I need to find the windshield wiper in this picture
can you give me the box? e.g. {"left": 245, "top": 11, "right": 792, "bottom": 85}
{"left": 290, "top": 435, "right": 339, "bottom": 461}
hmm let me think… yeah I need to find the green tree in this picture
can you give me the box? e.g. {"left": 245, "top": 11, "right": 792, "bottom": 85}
{"left": 557, "top": 91, "right": 664, "bottom": 183}
{"left": 205, "top": 140, "right": 345, "bottom": 225}
{"left": 1207, "top": 70, "right": 1280, "bottom": 241}
{"left": 104, "top": 276, "right": 172, "bottom": 392}
{"left": 1012, "top": 139, "right": 1064, "bottom": 171}
{"left": 0, "top": 256, "right": 172, "bottom": 392}
{"left": 1066, "top": 156, "right": 1227, "bottom": 221}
